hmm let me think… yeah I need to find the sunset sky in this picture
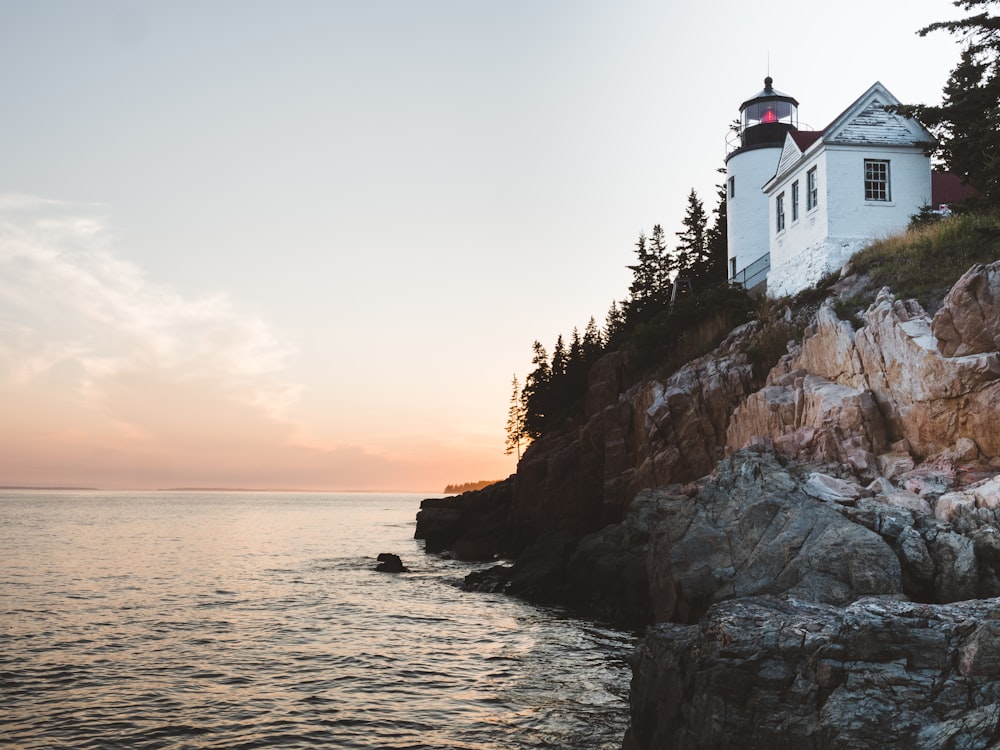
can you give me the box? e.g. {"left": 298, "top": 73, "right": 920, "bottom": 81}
{"left": 0, "top": 0, "right": 961, "bottom": 491}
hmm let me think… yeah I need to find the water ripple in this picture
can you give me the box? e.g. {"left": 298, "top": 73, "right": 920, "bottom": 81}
{"left": 0, "top": 492, "right": 633, "bottom": 749}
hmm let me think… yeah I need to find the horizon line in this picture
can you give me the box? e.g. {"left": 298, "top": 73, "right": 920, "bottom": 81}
{"left": 0, "top": 484, "right": 448, "bottom": 494}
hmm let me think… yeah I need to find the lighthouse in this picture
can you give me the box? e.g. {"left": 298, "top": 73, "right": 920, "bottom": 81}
{"left": 726, "top": 77, "right": 798, "bottom": 291}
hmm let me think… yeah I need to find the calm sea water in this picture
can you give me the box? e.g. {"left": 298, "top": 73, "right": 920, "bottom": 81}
{"left": 0, "top": 491, "right": 634, "bottom": 749}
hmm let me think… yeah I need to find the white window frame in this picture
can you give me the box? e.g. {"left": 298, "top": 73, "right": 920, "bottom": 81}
{"left": 806, "top": 167, "right": 818, "bottom": 210}
{"left": 776, "top": 192, "right": 786, "bottom": 233}
{"left": 791, "top": 180, "right": 800, "bottom": 222}
{"left": 864, "top": 159, "right": 891, "bottom": 202}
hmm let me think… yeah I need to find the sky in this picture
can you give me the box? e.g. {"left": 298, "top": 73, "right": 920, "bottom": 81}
{"left": 0, "top": 0, "right": 964, "bottom": 491}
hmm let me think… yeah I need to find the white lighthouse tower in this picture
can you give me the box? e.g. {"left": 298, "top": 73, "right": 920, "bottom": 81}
{"left": 726, "top": 77, "right": 798, "bottom": 292}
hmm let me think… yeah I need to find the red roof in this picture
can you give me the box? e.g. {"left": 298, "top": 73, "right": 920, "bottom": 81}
{"left": 789, "top": 130, "right": 822, "bottom": 151}
{"left": 932, "top": 171, "right": 978, "bottom": 207}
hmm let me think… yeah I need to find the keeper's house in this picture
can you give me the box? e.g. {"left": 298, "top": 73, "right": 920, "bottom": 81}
{"left": 725, "top": 78, "right": 967, "bottom": 297}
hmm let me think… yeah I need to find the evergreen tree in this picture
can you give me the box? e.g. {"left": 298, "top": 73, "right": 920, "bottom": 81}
{"left": 626, "top": 227, "right": 672, "bottom": 321}
{"left": 550, "top": 334, "right": 568, "bottom": 380}
{"left": 648, "top": 224, "right": 674, "bottom": 300}
{"left": 896, "top": 1, "right": 1000, "bottom": 205}
{"left": 582, "top": 316, "right": 603, "bottom": 362}
{"left": 604, "top": 300, "right": 626, "bottom": 344}
{"left": 626, "top": 232, "right": 654, "bottom": 314}
{"left": 520, "top": 341, "right": 550, "bottom": 439}
{"left": 568, "top": 327, "right": 583, "bottom": 370}
{"left": 674, "top": 189, "right": 710, "bottom": 285}
{"left": 504, "top": 373, "right": 525, "bottom": 460}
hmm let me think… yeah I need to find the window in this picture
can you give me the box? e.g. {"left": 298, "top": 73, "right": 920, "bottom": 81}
{"left": 728, "top": 176, "right": 735, "bottom": 199}
{"left": 791, "top": 180, "right": 800, "bottom": 222}
{"left": 807, "top": 167, "right": 818, "bottom": 210}
{"left": 864, "top": 159, "right": 891, "bottom": 201}
{"left": 776, "top": 193, "right": 786, "bottom": 232}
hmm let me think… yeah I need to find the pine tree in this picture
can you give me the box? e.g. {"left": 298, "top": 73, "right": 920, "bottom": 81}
{"left": 550, "top": 334, "right": 568, "bottom": 380}
{"left": 626, "top": 232, "right": 654, "bottom": 315}
{"left": 896, "top": 1, "right": 1000, "bottom": 205}
{"left": 674, "top": 189, "right": 710, "bottom": 285}
{"left": 520, "top": 341, "right": 550, "bottom": 439}
{"left": 626, "top": 227, "right": 672, "bottom": 321}
{"left": 648, "top": 224, "right": 673, "bottom": 301}
{"left": 604, "top": 300, "right": 626, "bottom": 344}
{"left": 582, "top": 316, "right": 603, "bottom": 362}
{"left": 504, "top": 373, "right": 526, "bottom": 460}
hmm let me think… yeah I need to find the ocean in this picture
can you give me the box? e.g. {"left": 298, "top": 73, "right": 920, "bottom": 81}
{"left": 0, "top": 490, "right": 635, "bottom": 749}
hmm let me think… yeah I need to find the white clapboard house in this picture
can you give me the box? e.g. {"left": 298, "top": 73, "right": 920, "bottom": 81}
{"left": 725, "top": 77, "right": 957, "bottom": 297}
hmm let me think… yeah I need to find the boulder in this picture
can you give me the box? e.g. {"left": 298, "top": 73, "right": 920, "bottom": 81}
{"left": 374, "top": 553, "right": 409, "bottom": 573}
{"left": 932, "top": 261, "right": 1000, "bottom": 356}
{"left": 646, "top": 448, "right": 901, "bottom": 624}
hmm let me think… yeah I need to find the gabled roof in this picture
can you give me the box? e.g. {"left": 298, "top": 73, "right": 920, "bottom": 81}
{"left": 823, "top": 82, "right": 935, "bottom": 147}
{"left": 763, "top": 82, "right": 936, "bottom": 194}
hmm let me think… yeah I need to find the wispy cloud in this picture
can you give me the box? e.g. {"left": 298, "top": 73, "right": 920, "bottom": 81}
{"left": 0, "top": 194, "right": 300, "bottom": 418}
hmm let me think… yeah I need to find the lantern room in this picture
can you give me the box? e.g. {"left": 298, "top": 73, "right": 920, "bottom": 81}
{"left": 736, "top": 76, "right": 798, "bottom": 151}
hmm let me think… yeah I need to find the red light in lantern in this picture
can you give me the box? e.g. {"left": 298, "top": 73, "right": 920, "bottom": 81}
{"left": 761, "top": 108, "right": 777, "bottom": 124}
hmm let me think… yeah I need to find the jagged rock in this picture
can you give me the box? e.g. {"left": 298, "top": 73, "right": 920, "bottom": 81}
{"left": 730, "top": 284, "right": 1000, "bottom": 469}
{"left": 646, "top": 448, "right": 901, "bottom": 624}
{"left": 854, "top": 288, "right": 1000, "bottom": 458}
{"left": 624, "top": 596, "right": 1000, "bottom": 750}
{"left": 726, "top": 368, "right": 887, "bottom": 479}
{"left": 932, "top": 261, "right": 1000, "bottom": 356}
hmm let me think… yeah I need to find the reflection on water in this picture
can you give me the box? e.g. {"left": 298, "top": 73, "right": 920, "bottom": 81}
{"left": 0, "top": 491, "right": 634, "bottom": 749}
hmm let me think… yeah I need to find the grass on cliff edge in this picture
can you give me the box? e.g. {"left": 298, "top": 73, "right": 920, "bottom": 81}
{"left": 849, "top": 210, "right": 1000, "bottom": 309}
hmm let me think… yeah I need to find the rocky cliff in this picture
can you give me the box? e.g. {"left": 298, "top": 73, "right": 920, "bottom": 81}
{"left": 417, "top": 261, "right": 1000, "bottom": 749}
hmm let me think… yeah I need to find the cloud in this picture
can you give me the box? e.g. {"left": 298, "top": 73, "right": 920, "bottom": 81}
{"left": 0, "top": 194, "right": 489, "bottom": 490}
{"left": 0, "top": 194, "right": 300, "bottom": 420}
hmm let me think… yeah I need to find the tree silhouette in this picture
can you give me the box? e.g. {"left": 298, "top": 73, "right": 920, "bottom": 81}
{"left": 674, "top": 189, "right": 710, "bottom": 286}
{"left": 505, "top": 373, "right": 526, "bottom": 460}
{"left": 520, "top": 341, "right": 550, "bottom": 439}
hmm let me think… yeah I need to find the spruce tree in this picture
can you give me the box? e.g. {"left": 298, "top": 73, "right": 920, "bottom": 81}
{"left": 604, "top": 300, "right": 626, "bottom": 345}
{"left": 520, "top": 341, "right": 550, "bottom": 439}
{"left": 626, "top": 227, "right": 672, "bottom": 322}
{"left": 674, "top": 189, "right": 710, "bottom": 286}
{"left": 550, "top": 334, "right": 568, "bottom": 380}
{"left": 504, "top": 374, "right": 525, "bottom": 460}
{"left": 582, "top": 316, "right": 603, "bottom": 362}
{"left": 896, "top": 0, "right": 1000, "bottom": 205}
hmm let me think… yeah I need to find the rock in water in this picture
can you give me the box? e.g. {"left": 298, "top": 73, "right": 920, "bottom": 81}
{"left": 375, "top": 553, "right": 409, "bottom": 573}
